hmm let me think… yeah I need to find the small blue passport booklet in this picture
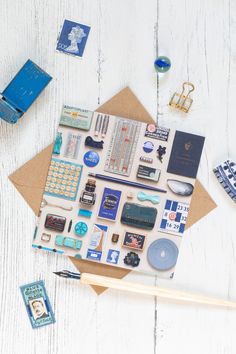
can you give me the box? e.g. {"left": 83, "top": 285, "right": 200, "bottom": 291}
{"left": 167, "top": 131, "right": 205, "bottom": 178}
{"left": 20, "top": 280, "right": 55, "bottom": 329}
{"left": 0, "top": 59, "right": 52, "bottom": 124}
{"left": 98, "top": 187, "right": 122, "bottom": 221}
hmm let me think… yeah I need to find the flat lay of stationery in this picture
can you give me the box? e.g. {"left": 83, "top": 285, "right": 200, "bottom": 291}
{"left": 9, "top": 87, "right": 217, "bottom": 295}
{"left": 32, "top": 104, "right": 205, "bottom": 277}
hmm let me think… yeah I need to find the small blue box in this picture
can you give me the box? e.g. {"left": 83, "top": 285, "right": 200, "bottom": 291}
{"left": 98, "top": 188, "right": 122, "bottom": 221}
{"left": 0, "top": 59, "right": 52, "bottom": 124}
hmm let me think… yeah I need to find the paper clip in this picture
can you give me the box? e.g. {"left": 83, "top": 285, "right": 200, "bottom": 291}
{"left": 169, "top": 82, "right": 195, "bottom": 113}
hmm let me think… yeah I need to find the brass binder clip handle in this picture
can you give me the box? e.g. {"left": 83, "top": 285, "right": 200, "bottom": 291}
{"left": 169, "top": 82, "right": 195, "bottom": 113}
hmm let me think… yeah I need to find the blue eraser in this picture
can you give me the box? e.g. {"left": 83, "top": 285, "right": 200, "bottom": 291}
{"left": 78, "top": 209, "right": 92, "bottom": 218}
{"left": 0, "top": 59, "right": 52, "bottom": 124}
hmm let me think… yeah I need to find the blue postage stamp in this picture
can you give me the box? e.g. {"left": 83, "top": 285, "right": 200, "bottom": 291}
{"left": 106, "top": 249, "right": 120, "bottom": 264}
{"left": 56, "top": 19, "right": 90, "bottom": 58}
{"left": 20, "top": 280, "right": 55, "bottom": 329}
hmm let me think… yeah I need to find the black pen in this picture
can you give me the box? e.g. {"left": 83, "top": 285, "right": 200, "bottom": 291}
{"left": 68, "top": 220, "right": 72, "bottom": 232}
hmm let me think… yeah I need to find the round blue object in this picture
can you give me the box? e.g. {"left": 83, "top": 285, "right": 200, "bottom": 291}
{"left": 74, "top": 221, "right": 88, "bottom": 237}
{"left": 154, "top": 56, "right": 171, "bottom": 73}
{"left": 83, "top": 151, "right": 100, "bottom": 167}
{"left": 147, "top": 238, "right": 178, "bottom": 270}
{"left": 143, "top": 141, "right": 154, "bottom": 153}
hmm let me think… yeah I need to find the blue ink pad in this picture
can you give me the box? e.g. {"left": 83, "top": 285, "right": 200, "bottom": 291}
{"left": 143, "top": 141, "right": 154, "bottom": 153}
{"left": 83, "top": 151, "right": 99, "bottom": 167}
{"left": 147, "top": 238, "right": 178, "bottom": 270}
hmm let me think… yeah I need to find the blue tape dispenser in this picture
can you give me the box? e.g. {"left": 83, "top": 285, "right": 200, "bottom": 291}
{"left": 0, "top": 59, "right": 52, "bottom": 124}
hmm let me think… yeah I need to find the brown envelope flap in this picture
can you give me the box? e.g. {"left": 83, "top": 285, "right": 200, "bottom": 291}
{"left": 186, "top": 179, "right": 216, "bottom": 229}
{"left": 97, "top": 87, "right": 153, "bottom": 123}
{"left": 9, "top": 144, "right": 53, "bottom": 215}
{"left": 9, "top": 86, "right": 217, "bottom": 295}
{"left": 69, "top": 258, "right": 130, "bottom": 295}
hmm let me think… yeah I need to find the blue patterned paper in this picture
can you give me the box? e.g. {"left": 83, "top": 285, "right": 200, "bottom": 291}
{"left": 56, "top": 20, "right": 90, "bottom": 58}
{"left": 159, "top": 199, "right": 189, "bottom": 236}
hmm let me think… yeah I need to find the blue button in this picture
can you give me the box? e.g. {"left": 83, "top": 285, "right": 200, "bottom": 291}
{"left": 143, "top": 141, "right": 154, "bottom": 153}
{"left": 83, "top": 151, "right": 100, "bottom": 167}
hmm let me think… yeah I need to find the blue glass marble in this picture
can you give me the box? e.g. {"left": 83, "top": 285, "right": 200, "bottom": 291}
{"left": 154, "top": 56, "right": 171, "bottom": 73}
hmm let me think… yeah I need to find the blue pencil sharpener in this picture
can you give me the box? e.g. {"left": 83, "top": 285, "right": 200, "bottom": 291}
{"left": 0, "top": 59, "right": 52, "bottom": 124}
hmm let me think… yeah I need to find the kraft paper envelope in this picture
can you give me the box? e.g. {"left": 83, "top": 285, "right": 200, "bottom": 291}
{"left": 9, "top": 87, "right": 217, "bottom": 295}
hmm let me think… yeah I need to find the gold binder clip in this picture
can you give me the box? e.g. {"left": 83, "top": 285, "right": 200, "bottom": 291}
{"left": 169, "top": 82, "right": 195, "bottom": 113}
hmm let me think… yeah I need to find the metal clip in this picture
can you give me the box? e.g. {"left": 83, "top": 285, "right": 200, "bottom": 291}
{"left": 169, "top": 82, "right": 195, "bottom": 113}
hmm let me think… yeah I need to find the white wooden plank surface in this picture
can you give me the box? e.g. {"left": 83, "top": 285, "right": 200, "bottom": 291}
{"left": 0, "top": 1, "right": 236, "bottom": 353}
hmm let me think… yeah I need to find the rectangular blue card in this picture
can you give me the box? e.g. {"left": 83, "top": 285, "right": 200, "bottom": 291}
{"left": 167, "top": 131, "right": 205, "bottom": 178}
{"left": 98, "top": 187, "right": 122, "bottom": 221}
{"left": 20, "top": 280, "right": 55, "bottom": 329}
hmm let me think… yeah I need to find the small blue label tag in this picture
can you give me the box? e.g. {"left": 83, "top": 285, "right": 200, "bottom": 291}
{"left": 86, "top": 249, "right": 102, "bottom": 261}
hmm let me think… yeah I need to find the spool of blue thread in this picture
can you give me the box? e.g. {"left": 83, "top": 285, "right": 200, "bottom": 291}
{"left": 154, "top": 56, "right": 171, "bottom": 73}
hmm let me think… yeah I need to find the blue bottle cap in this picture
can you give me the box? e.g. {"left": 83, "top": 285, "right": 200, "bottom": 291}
{"left": 74, "top": 221, "right": 88, "bottom": 236}
{"left": 83, "top": 151, "right": 100, "bottom": 167}
{"left": 143, "top": 141, "right": 154, "bottom": 153}
{"left": 147, "top": 238, "right": 178, "bottom": 270}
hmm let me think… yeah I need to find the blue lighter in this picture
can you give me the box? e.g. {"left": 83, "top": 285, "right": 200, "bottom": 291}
{"left": 0, "top": 59, "right": 52, "bottom": 124}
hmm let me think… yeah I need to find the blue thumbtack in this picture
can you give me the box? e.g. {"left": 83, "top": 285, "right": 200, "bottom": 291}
{"left": 154, "top": 56, "right": 171, "bottom": 73}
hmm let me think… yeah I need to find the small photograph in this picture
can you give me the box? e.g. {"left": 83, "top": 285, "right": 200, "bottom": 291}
{"left": 106, "top": 249, "right": 120, "bottom": 264}
{"left": 29, "top": 297, "right": 49, "bottom": 320}
{"left": 56, "top": 19, "right": 91, "bottom": 58}
{"left": 122, "top": 232, "right": 146, "bottom": 251}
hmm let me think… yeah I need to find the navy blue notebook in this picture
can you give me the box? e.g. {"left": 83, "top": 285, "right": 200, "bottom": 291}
{"left": 0, "top": 59, "right": 52, "bottom": 124}
{"left": 167, "top": 131, "right": 205, "bottom": 178}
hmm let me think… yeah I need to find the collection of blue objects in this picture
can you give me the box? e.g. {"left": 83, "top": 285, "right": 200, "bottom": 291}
{"left": 1, "top": 21, "right": 232, "bottom": 332}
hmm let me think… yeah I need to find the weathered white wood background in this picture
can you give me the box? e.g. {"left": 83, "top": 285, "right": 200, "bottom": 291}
{"left": 1, "top": 0, "right": 236, "bottom": 353}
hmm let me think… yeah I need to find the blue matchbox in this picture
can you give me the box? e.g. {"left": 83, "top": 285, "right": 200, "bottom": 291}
{"left": 98, "top": 188, "right": 122, "bottom": 221}
{"left": 0, "top": 59, "right": 52, "bottom": 124}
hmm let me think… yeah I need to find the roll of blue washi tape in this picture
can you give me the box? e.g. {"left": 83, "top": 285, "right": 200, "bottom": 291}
{"left": 147, "top": 238, "right": 178, "bottom": 270}
{"left": 83, "top": 151, "right": 100, "bottom": 167}
{"left": 143, "top": 141, "right": 154, "bottom": 153}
